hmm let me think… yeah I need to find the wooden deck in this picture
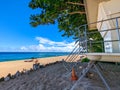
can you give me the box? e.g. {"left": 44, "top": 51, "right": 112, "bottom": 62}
{"left": 86, "top": 53, "right": 120, "bottom": 62}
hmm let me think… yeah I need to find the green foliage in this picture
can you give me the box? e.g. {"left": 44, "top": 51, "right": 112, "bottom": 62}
{"left": 29, "top": 0, "right": 104, "bottom": 52}
{"left": 29, "top": 0, "right": 86, "bottom": 38}
{"left": 81, "top": 58, "right": 90, "bottom": 62}
{"left": 87, "top": 30, "right": 104, "bottom": 52}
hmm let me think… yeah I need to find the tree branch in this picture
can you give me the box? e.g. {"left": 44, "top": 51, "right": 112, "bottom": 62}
{"left": 68, "top": 11, "right": 86, "bottom": 15}
{"left": 66, "top": 2, "right": 84, "bottom": 6}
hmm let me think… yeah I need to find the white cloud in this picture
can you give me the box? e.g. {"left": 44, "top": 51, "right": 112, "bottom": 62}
{"left": 20, "top": 37, "right": 75, "bottom": 52}
{"left": 20, "top": 46, "right": 28, "bottom": 51}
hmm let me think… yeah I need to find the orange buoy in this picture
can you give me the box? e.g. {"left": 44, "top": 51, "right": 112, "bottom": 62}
{"left": 71, "top": 68, "right": 78, "bottom": 81}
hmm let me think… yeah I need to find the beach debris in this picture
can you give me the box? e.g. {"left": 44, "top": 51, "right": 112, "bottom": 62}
{"left": 22, "top": 69, "right": 30, "bottom": 74}
{"left": 59, "top": 61, "right": 63, "bottom": 63}
{"left": 0, "top": 77, "right": 4, "bottom": 82}
{"left": 15, "top": 71, "right": 21, "bottom": 77}
{"left": 7, "top": 73, "right": 12, "bottom": 78}
{"left": 62, "top": 59, "right": 65, "bottom": 62}
{"left": 44, "top": 61, "right": 62, "bottom": 67}
{"left": 24, "top": 59, "right": 33, "bottom": 62}
{"left": 24, "top": 60, "right": 27, "bottom": 62}
{"left": 40, "top": 64, "right": 44, "bottom": 68}
{"left": 71, "top": 68, "right": 78, "bottom": 81}
{"left": 86, "top": 72, "right": 94, "bottom": 79}
{"left": 30, "top": 68, "right": 33, "bottom": 72}
{"left": 21, "top": 71, "right": 24, "bottom": 75}
{"left": 62, "top": 59, "right": 64, "bottom": 61}
{"left": 44, "top": 63, "right": 50, "bottom": 67}
{"left": 4, "top": 76, "right": 10, "bottom": 81}
{"left": 33, "top": 63, "right": 40, "bottom": 70}
{"left": 25, "top": 70, "right": 30, "bottom": 74}
{"left": 20, "top": 68, "right": 26, "bottom": 74}
{"left": 11, "top": 75, "right": 16, "bottom": 79}
{"left": 23, "top": 68, "right": 26, "bottom": 72}
{"left": 24, "top": 57, "right": 36, "bottom": 62}
{"left": 4, "top": 73, "right": 12, "bottom": 81}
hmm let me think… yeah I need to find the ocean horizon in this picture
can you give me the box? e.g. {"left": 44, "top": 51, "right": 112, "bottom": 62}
{"left": 0, "top": 52, "right": 70, "bottom": 62}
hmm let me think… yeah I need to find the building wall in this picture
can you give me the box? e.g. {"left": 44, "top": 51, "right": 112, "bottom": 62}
{"left": 101, "top": 0, "right": 120, "bottom": 16}
{"left": 84, "top": 0, "right": 111, "bottom": 30}
{"left": 97, "top": 0, "right": 120, "bottom": 53}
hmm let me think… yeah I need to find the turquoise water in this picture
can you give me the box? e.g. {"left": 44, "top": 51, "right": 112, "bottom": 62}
{"left": 0, "top": 52, "right": 69, "bottom": 62}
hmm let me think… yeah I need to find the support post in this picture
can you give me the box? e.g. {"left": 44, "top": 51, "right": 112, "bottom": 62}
{"left": 78, "top": 28, "right": 81, "bottom": 54}
{"left": 116, "top": 17, "right": 120, "bottom": 41}
{"left": 94, "top": 64, "right": 111, "bottom": 90}
{"left": 70, "top": 61, "right": 111, "bottom": 90}
{"left": 84, "top": 25, "right": 88, "bottom": 53}
{"left": 115, "top": 17, "right": 120, "bottom": 52}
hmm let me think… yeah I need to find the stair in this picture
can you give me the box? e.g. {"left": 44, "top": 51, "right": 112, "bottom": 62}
{"left": 62, "top": 40, "right": 87, "bottom": 72}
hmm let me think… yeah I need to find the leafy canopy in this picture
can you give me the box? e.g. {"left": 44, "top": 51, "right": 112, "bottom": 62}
{"left": 29, "top": 0, "right": 86, "bottom": 37}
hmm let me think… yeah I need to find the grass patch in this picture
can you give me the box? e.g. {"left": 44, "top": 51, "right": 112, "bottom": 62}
{"left": 81, "top": 58, "right": 90, "bottom": 62}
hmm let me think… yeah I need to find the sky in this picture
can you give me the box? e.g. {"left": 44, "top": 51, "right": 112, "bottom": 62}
{"left": 0, "top": 0, "right": 74, "bottom": 52}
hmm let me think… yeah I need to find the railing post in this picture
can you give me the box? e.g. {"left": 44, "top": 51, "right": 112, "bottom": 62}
{"left": 115, "top": 17, "right": 120, "bottom": 52}
{"left": 78, "top": 28, "right": 81, "bottom": 54}
{"left": 84, "top": 25, "right": 88, "bottom": 53}
{"left": 116, "top": 17, "right": 120, "bottom": 40}
{"left": 101, "top": 41, "right": 104, "bottom": 52}
{"left": 89, "top": 38, "right": 93, "bottom": 52}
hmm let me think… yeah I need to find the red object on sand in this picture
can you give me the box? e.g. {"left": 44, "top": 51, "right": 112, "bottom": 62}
{"left": 71, "top": 68, "right": 78, "bottom": 81}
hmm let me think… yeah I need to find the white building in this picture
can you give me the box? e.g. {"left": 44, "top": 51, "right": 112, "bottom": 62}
{"left": 84, "top": 0, "right": 120, "bottom": 53}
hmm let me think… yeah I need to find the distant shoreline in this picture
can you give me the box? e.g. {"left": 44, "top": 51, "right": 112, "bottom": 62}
{"left": 0, "top": 54, "right": 68, "bottom": 62}
{"left": 0, "top": 52, "right": 70, "bottom": 62}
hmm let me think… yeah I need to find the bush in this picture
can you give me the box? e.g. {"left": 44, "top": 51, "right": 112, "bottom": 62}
{"left": 81, "top": 58, "right": 90, "bottom": 62}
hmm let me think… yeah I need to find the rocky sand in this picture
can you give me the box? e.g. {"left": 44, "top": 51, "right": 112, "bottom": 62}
{"left": 0, "top": 61, "right": 120, "bottom": 90}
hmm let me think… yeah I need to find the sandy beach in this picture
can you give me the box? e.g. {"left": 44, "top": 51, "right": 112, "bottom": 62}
{"left": 0, "top": 55, "right": 120, "bottom": 90}
{"left": 0, "top": 59, "right": 120, "bottom": 90}
{"left": 0, "top": 56, "right": 68, "bottom": 78}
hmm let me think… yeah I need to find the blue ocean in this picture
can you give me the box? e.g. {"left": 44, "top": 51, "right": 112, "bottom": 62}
{"left": 0, "top": 52, "right": 70, "bottom": 62}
